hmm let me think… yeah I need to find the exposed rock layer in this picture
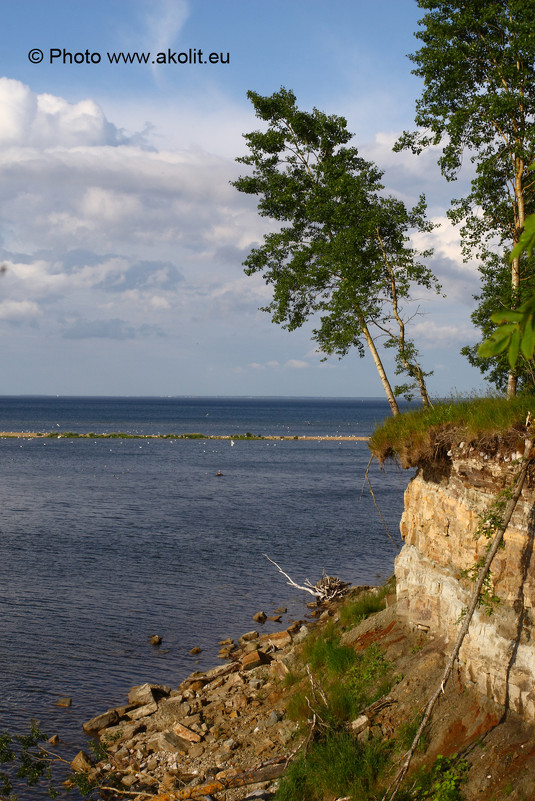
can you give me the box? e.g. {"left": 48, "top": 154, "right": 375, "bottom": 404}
{"left": 396, "top": 444, "right": 535, "bottom": 720}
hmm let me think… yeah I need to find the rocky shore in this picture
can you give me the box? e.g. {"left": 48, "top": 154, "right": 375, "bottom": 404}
{"left": 72, "top": 602, "right": 322, "bottom": 800}
{"left": 70, "top": 586, "right": 535, "bottom": 801}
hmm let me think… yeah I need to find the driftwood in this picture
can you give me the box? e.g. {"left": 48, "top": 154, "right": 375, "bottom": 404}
{"left": 264, "top": 554, "right": 349, "bottom": 601}
{"left": 143, "top": 758, "right": 287, "bottom": 800}
{"left": 384, "top": 425, "right": 534, "bottom": 801}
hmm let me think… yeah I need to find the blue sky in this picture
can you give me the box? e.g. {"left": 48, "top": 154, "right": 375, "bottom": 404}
{"left": 0, "top": 0, "right": 485, "bottom": 397}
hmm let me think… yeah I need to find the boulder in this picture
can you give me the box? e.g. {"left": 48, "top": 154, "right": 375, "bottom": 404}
{"left": 83, "top": 709, "right": 119, "bottom": 733}
{"left": 253, "top": 611, "right": 267, "bottom": 624}
{"left": 241, "top": 650, "right": 271, "bottom": 671}
{"left": 239, "top": 630, "right": 259, "bottom": 644}
{"left": 260, "top": 630, "right": 292, "bottom": 650}
{"left": 147, "top": 731, "right": 189, "bottom": 754}
{"left": 71, "top": 751, "right": 93, "bottom": 772}
{"left": 55, "top": 697, "right": 72, "bottom": 707}
{"left": 173, "top": 721, "right": 202, "bottom": 743}
{"left": 128, "top": 683, "right": 155, "bottom": 707}
{"left": 127, "top": 701, "right": 158, "bottom": 720}
{"left": 351, "top": 715, "right": 369, "bottom": 735}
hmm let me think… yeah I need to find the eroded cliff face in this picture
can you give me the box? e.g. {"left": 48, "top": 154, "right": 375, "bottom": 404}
{"left": 395, "top": 444, "right": 535, "bottom": 720}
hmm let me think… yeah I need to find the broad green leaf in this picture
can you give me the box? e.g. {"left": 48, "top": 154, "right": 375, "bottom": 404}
{"left": 478, "top": 329, "right": 513, "bottom": 359}
{"left": 511, "top": 214, "right": 535, "bottom": 262}
{"left": 490, "top": 309, "right": 525, "bottom": 324}
{"left": 508, "top": 328, "right": 521, "bottom": 370}
{"left": 520, "top": 315, "right": 535, "bottom": 361}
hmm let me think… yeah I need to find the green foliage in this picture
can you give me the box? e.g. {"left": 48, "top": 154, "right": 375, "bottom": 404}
{"left": 397, "top": 1, "right": 535, "bottom": 392}
{"left": 459, "top": 478, "right": 520, "bottom": 617}
{"left": 302, "top": 622, "right": 357, "bottom": 677}
{"left": 338, "top": 586, "right": 391, "bottom": 629}
{"left": 345, "top": 643, "right": 391, "bottom": 711}
{"left": 290, "top": 623, "right": 392, "bottom": 730}
{"left": 234, "top": 87, "right": 439, "bottom": 408}
{"left": 274, "top": 732, "right": 391, "bottom": 801}
{"left": 460, "top": 559, "right": 501, "bottom": 617}
{"left": 409, "top": 754, "right": 470, "bottom": 801}
{"left": 477, "top": 194, "right": 535, "bottom": 379}
{"left": 0, "top": 721, "right": 58, "bottom": 800}
{"left": 463, "top": 252, "right": 535, "bottom": 392}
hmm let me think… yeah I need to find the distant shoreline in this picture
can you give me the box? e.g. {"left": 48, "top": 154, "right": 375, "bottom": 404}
{"left": 0, "top": 431, "right": 370, "bottom": 441}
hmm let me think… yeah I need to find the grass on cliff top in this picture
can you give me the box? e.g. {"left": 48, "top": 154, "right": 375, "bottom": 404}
{"left": 369, "top": 395, "right": 535, "bottom": 468}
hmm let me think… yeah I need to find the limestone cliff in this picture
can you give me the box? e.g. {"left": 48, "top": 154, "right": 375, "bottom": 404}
{"left": 395, "top": 443, "right": 535, "bottom": 720}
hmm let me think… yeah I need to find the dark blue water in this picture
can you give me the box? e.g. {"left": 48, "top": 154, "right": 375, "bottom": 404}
{"left": 0, "top": 395, "right": 399, "bottom": 438}
{"left": 0, "top": 397, "right": 411, "bottom": 791}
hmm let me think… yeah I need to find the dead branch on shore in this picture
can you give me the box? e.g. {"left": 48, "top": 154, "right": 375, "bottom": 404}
{"left": 383, "top": 421, "right": 534, "bottom": 801}
{"left": 264, "top": 554, "right": 349, "bottom": 601}
{"left": 143, "top": 757, "right": 288, "bottom": 800}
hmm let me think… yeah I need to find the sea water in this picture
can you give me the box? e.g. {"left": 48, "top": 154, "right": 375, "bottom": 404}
{"left": 0, "top": 397, "right": 411, "bottom": 773}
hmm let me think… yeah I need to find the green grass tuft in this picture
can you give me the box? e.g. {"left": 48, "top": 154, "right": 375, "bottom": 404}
{"left": 274, "top": 733, "right": 391, "bottom": 801}
{"left": 369, "top": 395, "right": 534, "bottom": 467}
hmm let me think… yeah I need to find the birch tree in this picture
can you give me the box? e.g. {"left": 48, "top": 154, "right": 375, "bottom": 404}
{"left": 396, "top": 0, "right": 535, "bottom": 396}
{"left": 233, "top": 88, "right": 439, "bottom": 413}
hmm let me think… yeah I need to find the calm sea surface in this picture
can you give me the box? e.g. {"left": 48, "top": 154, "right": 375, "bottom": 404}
{"left": 0, "top": 397, "right": 411, "bottom": 788}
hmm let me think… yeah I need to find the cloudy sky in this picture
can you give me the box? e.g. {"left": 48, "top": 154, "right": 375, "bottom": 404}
{"left": 0, "top": 0, "right": 486, "bottom": 397}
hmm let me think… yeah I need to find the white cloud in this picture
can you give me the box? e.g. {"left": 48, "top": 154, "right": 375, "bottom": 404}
{"left": 0, "top": 77, "right": 271, "bottom": 346}
{"left": 0, "top": 78, "right": 126, "bottom": 149}
{"left": 285, "top": 359, "right": 309, "bottom": 369}
{"left": 411, "top": 320, "right": 478, "bottom": 347}
{"left": 0, "top": 299, "right": 41, "bottom": 321}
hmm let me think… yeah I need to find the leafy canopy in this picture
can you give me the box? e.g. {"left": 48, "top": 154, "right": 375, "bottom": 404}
{"left": 233, "top": 88, "right": 438, "bottom": 403}
{"left": 396, "top": 0, "right": 535, "bottom": 392}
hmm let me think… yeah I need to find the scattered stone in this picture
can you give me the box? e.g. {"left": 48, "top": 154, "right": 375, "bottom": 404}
{"left": 260, "top": 630, "right": 292, "bottom": 650}
{"left": 270, "top": 659, "right": 290, "bottom": 680}
{"left": 173, "top": 721, "right": 202, "bottom": 743}
{"left": 127, "top": 701, "right": 159, "bottom": 720}
{"left": 239, "top": 630, "right": 259, "bottom": 643}
{"left": 267, "top": 615, "right": 282, "bottom": 622}
{"left": 55, "top": 697, "right": 72, "bottom": 707}
{"left": 357, "top": 728, "right": 370, "bottom": 744}
{"left": 83, "top": 709, "right": 119, "bottom": 733}
{"left": 219, "top": 638, "right": 234, "bottom": 646}
{"left": 351, "top": 715, "right": 370, "bottom": 735}
{"left": 187, "top": 743, "right": 205, "bottom": 759}
{"left": 292, "top": 625, "right": 309, "bottom": 643}
{"left": 189, "top": 646, "right": 202, "bottom": 655}
{"left": 252, "top": 611, "right": 267, "bottom": 624}
{"left": 150, "top": 635, "right": 162, "bottom": 646}
{"left": 128, "top": 683, "right": 155, "bottom": 707}
{"left": 121, "top": 774, "right": 139, "bottom": 787}
{"left": 71, "top": 751, "right": 93, "bottom": 772}
{"left": 273, "top": 606, "right": 287, "bottom": 614}
{"left": 286, "top": 621, "right": 303, "bottom": 634}
{"left": 241, "top": 650, "right": 272, "bottom": 671}
{"left": 48, "top": 734, "right": 60, "bottom": 745}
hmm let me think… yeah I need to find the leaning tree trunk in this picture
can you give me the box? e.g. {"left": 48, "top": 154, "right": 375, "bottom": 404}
{"left": 358, "top": 312, "right": 399, "bottom": 416}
